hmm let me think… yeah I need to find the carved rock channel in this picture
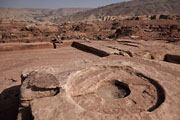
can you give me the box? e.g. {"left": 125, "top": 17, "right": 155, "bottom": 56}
{"left": 67, "top": 66, "right": 165, "bottom": 114}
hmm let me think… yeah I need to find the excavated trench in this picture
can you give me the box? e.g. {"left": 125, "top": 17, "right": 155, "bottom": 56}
{"left": 0, "top": 41, "right": 72, "bottom": 52}
{"left": 0, "top": 43, "right": 53, "bottom": 52}
{"left": 72, "top": 41, "right": 180, "bottom": 66}
{"left": 71, "top": 42, "right": 110, "bottom": 57}
{"left": 164, "top": 54, "right": 180, "bottom": 64}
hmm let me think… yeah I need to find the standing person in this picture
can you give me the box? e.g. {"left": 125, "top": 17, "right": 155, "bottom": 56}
{"left": 52, "top": 38, "right": 57, "bottom": 49}
{"left": 51, "top": 35, "right": 63, "bottom": 49}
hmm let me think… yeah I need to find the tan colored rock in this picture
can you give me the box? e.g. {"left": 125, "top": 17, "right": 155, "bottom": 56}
{"left": 21, "top": 56, "right": 180, "bottom": 120}
{"left": 0, "top": 39, "right": 179, "bottom": 119}
{"left": 71, "top": 40, "right": 180, "bottom": 62}
{"left": 20, "top": 69, "right": 60, "bottom": 107}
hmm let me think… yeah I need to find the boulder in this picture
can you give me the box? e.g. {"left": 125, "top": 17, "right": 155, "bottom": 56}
{"left": 20, "top": 68, "right": 60, "bottom": 107}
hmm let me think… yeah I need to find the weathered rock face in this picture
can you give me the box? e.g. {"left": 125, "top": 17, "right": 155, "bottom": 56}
{"left": 18, "top": 55, "right": 180, "bottom": 120}
{"left": 17, "top": 67, "right": 61, "bottom": 120}
{"left": 20, "top": 70, "right": 60, "bottom": 108}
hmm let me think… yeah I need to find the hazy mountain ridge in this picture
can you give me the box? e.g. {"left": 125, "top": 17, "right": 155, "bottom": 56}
{"left": 0, "top": 8, "right": 91, "bottom": 23}
{"left": 0, "top": 0, "right": 180, "bottom": 24}
{"left": 56, "top": 0, "right": 180, "bottom": 23}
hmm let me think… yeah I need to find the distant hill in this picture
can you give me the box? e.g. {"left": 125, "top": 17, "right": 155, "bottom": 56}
{"left": 56, "top": 0, "right": 180, "bottom": 23}
{"left": 0, "top": 8, "right": 91, "bottom": 23}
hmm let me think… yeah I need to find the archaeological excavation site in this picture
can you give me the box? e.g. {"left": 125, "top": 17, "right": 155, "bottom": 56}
{"left": 0, "top": 0, "right": 180, "bottom": 120}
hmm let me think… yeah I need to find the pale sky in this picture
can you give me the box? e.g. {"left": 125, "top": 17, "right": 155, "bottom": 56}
{"left": 0, "top": 0, "right": 129, "bottom": 9}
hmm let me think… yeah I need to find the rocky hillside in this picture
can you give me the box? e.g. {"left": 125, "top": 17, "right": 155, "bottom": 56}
{"left": 56, "top": 0, "right": 180, "bottom": 23}
{"left": 1, "top": 15, "right": 180, "bottom": 43}
{"left": 57, "top": 15, "right": 180, "bottom": 42}
{"left": 0, "top": 19, "right": 59, "bottom": 43}
{"left": 0, "top": 8, "right": 91, "bottom": 23}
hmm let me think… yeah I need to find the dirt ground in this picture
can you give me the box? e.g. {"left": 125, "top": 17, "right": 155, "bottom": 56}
{"left": 0, "top": 41, "right": 100, "bottom": 120}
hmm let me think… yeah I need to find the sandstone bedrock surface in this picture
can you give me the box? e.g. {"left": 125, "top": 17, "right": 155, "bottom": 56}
{"left": 19, "top": 56, "right": 180, "bottom": 120}
{"left": 0, "top": 40, "right": 180, "bottom": 120}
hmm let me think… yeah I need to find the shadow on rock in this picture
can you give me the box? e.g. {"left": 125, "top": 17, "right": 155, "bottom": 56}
{"left": 0, "top": 85, "right": 20, "bottom": 120}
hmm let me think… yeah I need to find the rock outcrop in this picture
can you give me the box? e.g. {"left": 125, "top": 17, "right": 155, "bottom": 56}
{"left": 1, "top": 16, "right": 180, "bottom": 43}
{"left": 57, "top": 18, "right": 180, "bottom": 41}
{"left": 17, "top": 54, "right": 180, "bottom": 120}
{"left": 20, "top": 71, "right": 60, "bottom": 107}
{"left": 18, "top": 67, "right": 60, "bottom": 120}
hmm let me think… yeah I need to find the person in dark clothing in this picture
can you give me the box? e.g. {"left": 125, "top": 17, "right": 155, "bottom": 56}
{"left": 52, "top": 38, "right": 58, "bottom": 49}
{"left": 51, "top": 38, "right": 63, "bottom": 49}
{"left": 53, "top": 42, "right": 56, "bottom": 49}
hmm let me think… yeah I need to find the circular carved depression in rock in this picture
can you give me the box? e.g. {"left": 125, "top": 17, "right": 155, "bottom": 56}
{"left": 67, "top": 65, "right": 165, "bottom": 114}
{"left": 97, "top": 80, "right": 131, "bottom": 99}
